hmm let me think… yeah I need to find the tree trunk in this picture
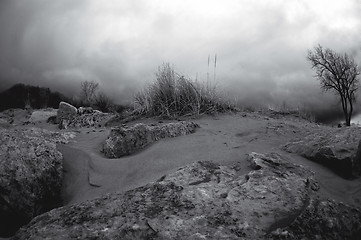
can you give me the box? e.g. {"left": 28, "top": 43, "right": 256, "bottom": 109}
{"left": 346, "top": 96, "right": 354, "bottom": 126}
{"left": 346, "top": 116, "right": 351, "bottom": 126}
{"left": 341, "top": 96, "right": 350, "bottom": 126}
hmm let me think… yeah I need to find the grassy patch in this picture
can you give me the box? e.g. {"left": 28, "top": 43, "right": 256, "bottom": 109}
{"left": 133, "top": 63, "right": 235, "bottom": 118}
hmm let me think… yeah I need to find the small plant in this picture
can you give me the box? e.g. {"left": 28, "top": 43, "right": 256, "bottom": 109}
{"left": 133, "top": 63, "right": 234, "bottom": 118}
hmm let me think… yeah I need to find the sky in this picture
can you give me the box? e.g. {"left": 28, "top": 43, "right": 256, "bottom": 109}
{"left": 0, "top": 0, "right": 360, "bottom": 113}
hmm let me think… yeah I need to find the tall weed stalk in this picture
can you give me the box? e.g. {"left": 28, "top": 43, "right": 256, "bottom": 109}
{"left": 134, "top": 63, "right": 234, "bottom": 118}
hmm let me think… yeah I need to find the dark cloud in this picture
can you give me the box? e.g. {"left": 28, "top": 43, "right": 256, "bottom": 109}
{"left": 0, "top": 0, "right": 360, "bottom": 117}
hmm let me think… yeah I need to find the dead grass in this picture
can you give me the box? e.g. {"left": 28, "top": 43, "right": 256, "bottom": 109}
{"left": 133, "top": 63, "right": 235, "bottom": 118}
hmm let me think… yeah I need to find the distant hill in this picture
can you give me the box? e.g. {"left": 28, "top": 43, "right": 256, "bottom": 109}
{"left": 0, "top": 83, "right": 69, "bottom": 111}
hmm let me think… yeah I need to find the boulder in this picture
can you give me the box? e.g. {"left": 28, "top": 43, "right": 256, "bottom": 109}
{"left": 57, "top": 102, "right": 77, "bottom": 129}
{"left": 29, "top": 109, "right": 57, "bottom": 123}
{"left": 13, "top": 152, "right": 339, "bottom": 240}
{"left": 283, "top": 126, "right": 361, "bottom": 178}
{"left": 270, "top": 199, "right": 361, "bottom": 240}
{"left": 102, "top": 121, "right": 199, "bottom": 158}
{"left": 57, "top": 103, "right": 113, "bottom": 129}
{"left": 0, "top": 128, "right": 75, "bottom": 237}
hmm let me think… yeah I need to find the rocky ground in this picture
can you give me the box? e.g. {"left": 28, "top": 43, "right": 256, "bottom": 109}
{"left": 1, "top": 106, "right": 361, "bottom": 239}
{"left": 270, "top": 199, "right": 361, "bottom": 239}
{"left": 0, "top": 128, "right": 75, "bottom": 237}
{"left": 283, "top": 126, "right": 361, "bottom": 178}
{"left": 12, "top": 153, "right": 361, "bottom": 239}
{"left": 57, "top": 101, "right": 114, "bottom": 129}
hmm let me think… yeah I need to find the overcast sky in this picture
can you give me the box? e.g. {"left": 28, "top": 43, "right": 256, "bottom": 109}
{"left": 0, "top": 0, "right": 360, "bottom": 110}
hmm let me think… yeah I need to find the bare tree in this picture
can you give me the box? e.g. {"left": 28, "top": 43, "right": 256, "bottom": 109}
{"left": 94, "top": 92, "right": 113, "bottom": 112}
{"left": 80, "top": 80, "right": 99, "bottom": 106}
{"left": 307, "top": 45, "right": 360, "bottom": 126}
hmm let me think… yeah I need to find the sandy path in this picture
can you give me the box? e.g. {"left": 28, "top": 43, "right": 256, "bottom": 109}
{"left": 58, "top": 113, "right": 361, "bottom": 207}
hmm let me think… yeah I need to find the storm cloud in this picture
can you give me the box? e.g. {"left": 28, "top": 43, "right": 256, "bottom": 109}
{"left": 0, "top": 0, "right": 360, "bottom": 113}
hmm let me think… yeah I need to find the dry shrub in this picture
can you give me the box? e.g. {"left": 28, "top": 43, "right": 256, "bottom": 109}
{"left": 134, "top": 63, "right": 234, "bottom": 117}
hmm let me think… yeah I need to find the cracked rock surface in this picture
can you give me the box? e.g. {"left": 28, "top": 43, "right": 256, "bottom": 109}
{"left": 269, "top": 198, "right": 361, "bottom": 239}
{"left": 283, "top": 126, "right": 361, "bottom": 178}
{"left": 102, "top": 121, "right": 199, "bottom": 158}
{"left": 14, "top": 152, "right": 358, "bottom": 240}
{"left": 0, "top": 128, "right": 75, "bottom": 237}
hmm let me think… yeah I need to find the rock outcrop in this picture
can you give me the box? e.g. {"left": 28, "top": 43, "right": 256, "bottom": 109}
{"left": 283, "top": 126, "right": 361, "bottom": 178}
{"left": 15, "top": 152, "right": 359, "bottom": 240}
{"left": 0, "top": 128, "right": 75, "bottom": 237}
{"left": 62, "top": 111, "right": 112, "bottom": 129}
{"left": 57, "top": 102, "right": 113, "bottom": 129}
{"left": 29, "top": 109, "right": 57, "bottom": 124}
{"left": 57, "top": 102, "right": 77, "bottom": 128}
{"left": 102, "top": 121, "right": 199, "bottom": 158}
{"left": 270, "top": 199, "right": 361, "bottom": 239}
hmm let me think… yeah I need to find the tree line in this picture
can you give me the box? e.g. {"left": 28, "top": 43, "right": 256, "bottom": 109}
{"left": 0, "top": 82, "right": 125, "bottom": 113}
{"left": 0, "top": 84, "right": 67, "bottom": 111}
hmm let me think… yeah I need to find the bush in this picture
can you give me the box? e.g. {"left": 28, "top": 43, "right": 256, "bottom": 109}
{"left": 93, "top": 92, "right": 112, "bottom": 112}
{"left": 134, "top": 63, "right": 234, "bottom": 117}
